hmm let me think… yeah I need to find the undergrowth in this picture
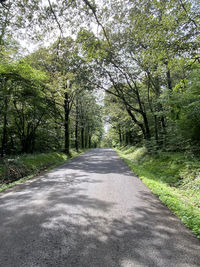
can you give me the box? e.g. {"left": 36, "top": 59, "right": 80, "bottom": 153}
{"left": 116, "top": 146, "right": 200, "bottom": 238}
{"left": 0, "top": 150, "right": 83, "bottom": 192}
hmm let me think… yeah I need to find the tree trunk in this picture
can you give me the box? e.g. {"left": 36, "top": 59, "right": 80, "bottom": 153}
{"left": 21, "top": 136, "right": 29, "bottom": 154}
{"left": 85, "top": 127, "right": 88, "bottom": 148}
{"left": 89, "top": 135, "right": 91, "bottom": 148}
{"left": 1, "top": 98, "right": 8, "bottom": 157}
{"left": 126, "top": 107, "right": 147, "bottom": 140}
{"left": 75, "top": 99, "right": 79, "bottom": 152}
{"left": 118, "top": 127, "right": 122, "bottom": 146}
{"left": 167, "top": 69, "right": 172, "bottom": 91}
{"left": 154, "top": 115, "right": 158, "bottom": 142}
{"left": 164, "top": 61, "right": 172, "bottom": 91}
{"left": 130, "top": 130, "right": 134, "bottom": 145}
{"left": 125, "top": 130, "right": 129, "bottom": 145}
{"left": 64, "top": 92, "right": 70, "bottom": 155}
{"left": 81, "top": 127, "right": 84, "bottom": 149}
{"left": 142, "top": 112, "right": 151, "bottom": 140}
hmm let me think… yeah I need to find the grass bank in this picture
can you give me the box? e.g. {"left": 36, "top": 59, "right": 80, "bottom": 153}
{"left": 116, "top": 146, "right": 200, "bottom": 238}
{"left": 0, "top": 150, "right": 84, "bottom": 192}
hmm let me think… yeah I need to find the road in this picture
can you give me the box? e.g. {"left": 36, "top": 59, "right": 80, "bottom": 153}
{"left": 0, "top": 149, "right": 199, "bottom": 267}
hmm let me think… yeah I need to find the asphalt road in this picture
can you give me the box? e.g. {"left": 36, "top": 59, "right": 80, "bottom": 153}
{"left": 0, "top": 149, "right": 199, "bottom": 267}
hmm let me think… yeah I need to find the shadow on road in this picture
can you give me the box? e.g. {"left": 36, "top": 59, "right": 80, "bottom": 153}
{"left": 0, "top": 149, "right": 199, "bottom": 266}
{"left": 59, "top": 148, "right": 135, "bottom": 176}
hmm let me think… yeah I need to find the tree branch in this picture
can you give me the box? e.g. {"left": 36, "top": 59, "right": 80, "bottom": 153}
{"left": 81, "top": 0, "right": 111, "bottom": 46}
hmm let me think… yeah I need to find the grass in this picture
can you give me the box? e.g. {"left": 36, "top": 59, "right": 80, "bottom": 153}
{"left": 0, "top": 150, "right": 84, "bottom": 192}
{"left": 116, "top": 146, "right": 200, "bottom": 238}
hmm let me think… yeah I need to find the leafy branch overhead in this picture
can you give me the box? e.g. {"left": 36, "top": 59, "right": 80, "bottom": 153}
{"left": 0, "top": 0, "right": 199, "bottom": 155}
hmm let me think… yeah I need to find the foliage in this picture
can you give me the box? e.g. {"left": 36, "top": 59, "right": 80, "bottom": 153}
{"left": 0, "top": 38, "right": 104, "bottom": 157}
{"left": 75, "top": 0, "right": 200, "bottom": 152}
{"left": 1, "top": 0, "right": 199, "bottom": 154}
{"left": 170, "top": 65, "right": 200, "bottom": 143}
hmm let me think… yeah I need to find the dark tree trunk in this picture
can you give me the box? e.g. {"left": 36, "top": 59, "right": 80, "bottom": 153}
{"left": 135, "top": 88, "right": 151, "bottom": 140}
{"left": 125, "top": 131, "right": 129, "bottom": 145}
{"left": 64, "top": 92, "right": 70, "bottom": 155}
{"left": 126, "top": 107, "right": 148, "bottom": 140}
{"left": 167, "top": 69, "right": 172, "bottom": 91}
{"left": 75, "top": 121, "right": 78, "bottom": 151}
{"left": 164, "top": 61, "right": 172, "bottom": 91}
{"left": 89, "top": 135, "right": 91, "bottom": 148}
{"left": 130, "top": 130, "right": 134, "bottom": 144}
{"left": 122, "top": 129, "right": 126, "bottom": 145}
{"left": 1, "top": 98, "right": 8, "bottom": 157}
{"left": 21, "top": 135, "right": 33, "bottom": 154}
{"left": 154, "top": 115, "right": 159, "bottom": 143}
{"left": 161, "top": 115, "right": 166, "bottom": 134}
{"left": 10, "top": 135, "right": 14, "bottom": 154}
{"left": 142, "top": 112, "right": 151, "bottom": 140}
{"left": 81, "top": 127, "right": 84, "bottom": 149}
{"left": 118, "top": 127, "right": 122, "bottom": 146}
{"left": 75, "top": 99, "right": 79, "bottom": 152}
{"left": 85, "top": 127, "right": 88, "bottom": 148}
{"left": 21, "top": 136, "right": 29, "bottom": 154}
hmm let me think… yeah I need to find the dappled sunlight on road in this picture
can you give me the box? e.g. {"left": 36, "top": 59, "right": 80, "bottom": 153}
{"left": 0, "top": 149, "right": 199, "bottom": 266}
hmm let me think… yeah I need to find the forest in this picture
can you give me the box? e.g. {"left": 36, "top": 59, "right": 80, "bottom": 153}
{"left": 1, "top": 0, "right": 199, "bottom": 155}
{"left": 0, "top": 0, "right": 200, "bottom": 237}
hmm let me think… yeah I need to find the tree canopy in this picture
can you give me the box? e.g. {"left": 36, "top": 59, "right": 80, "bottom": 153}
{"left": 0, "top": 0, "right": 199, "bottom": 155}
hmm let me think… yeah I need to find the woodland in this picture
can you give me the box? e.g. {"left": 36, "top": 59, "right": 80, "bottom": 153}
{"left": 0, "top": 0, "right": 199, "bottom": 155}
{"left": 0, "top": 0, "right": 200, "bottom": 237}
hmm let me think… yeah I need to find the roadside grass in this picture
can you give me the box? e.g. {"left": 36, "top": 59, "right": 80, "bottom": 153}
{"left": 0, "top": 150, "right": 84, "bottom": 192}
{"left": 116, "top": 146, "right": 200, "bottom": 238}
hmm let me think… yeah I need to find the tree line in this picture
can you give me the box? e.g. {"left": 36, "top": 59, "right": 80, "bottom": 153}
{"left": 78, "top": 0, "right": 199, "bottom": 151}
{"left": 0, "top": 0, "right": 199, "bottom": 155}
{"left": 0, "top": 37, "right": 103, "bottom": 156}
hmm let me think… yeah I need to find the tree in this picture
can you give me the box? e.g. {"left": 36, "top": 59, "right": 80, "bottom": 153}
{"left": 0, "top": 57, "right": 52, "bottom": 154}
{"left": 76, "top": 0, "right": 199, "bottom": 150}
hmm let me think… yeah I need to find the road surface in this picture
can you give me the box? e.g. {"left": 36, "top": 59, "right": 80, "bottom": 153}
{"left": 0, "top": 149, "right": 199, "bottom": 267}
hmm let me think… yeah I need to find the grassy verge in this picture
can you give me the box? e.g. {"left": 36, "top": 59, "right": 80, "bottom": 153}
{"left": 116, "top": 146, "right": 200, "bottom": 238}
{"left": 0, "top": 150, "right": 85, "bottom": 192}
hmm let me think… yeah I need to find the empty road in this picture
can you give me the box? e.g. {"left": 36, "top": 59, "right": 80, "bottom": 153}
{"left": 0, "top": 149, "right": 199, "bottom": 267}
